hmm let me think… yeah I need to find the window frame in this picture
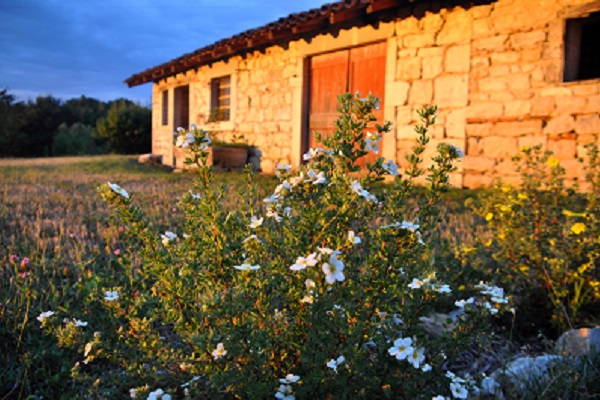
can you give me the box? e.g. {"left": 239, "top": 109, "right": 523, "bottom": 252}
{"left": 209, "top": 75, "right": 231, "bottom": 122}
{"left": 564, "top": 10, "right": 600, "bottom": 82}
{"left": 161, "top": 90, "right": 169, "bottom": 126}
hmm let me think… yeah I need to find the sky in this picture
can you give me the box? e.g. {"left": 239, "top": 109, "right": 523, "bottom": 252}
{"left": 0, "top": 0, "right": 328, "bottom": 105}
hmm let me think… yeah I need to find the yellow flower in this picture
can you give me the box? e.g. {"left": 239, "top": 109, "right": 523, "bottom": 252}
{"left": 571, "top": 222, "right": 587, "bottom": 235}
{"left": 520, "top": 146, "right": 530, "bottom": 152}
{"left": 485, "top": 213, "right": 494, "bottom": 221}
{"left": 500, "top": 205, "right": 511, "bottom": 213}
{"left": 547, "top": 157, "right": 560, "bottom": 168}
{"left": 501, "top": 186, "right": 511, "bottom": 193}
{"left": 518, "top": 193, "right": 528, "bottom": 200}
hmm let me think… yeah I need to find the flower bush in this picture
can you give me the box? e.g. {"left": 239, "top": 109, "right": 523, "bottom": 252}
{"left": 42, "top": 93, "right": 512, "bottom": 398}
{"left": 467, "top": 145, "right": 600, "bottom": 335}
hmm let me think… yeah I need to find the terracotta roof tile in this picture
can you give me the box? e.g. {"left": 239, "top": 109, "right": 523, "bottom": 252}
{"left": 125, "top": 0, "right": 489, "bottom": 87}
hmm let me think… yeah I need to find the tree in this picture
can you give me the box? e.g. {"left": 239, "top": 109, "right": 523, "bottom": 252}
{"left": 0, "top": 89, "right": 27, "bottom": 157}
{"left": 96, "top": 99, "right": 151, "bottom": 154}
{"left": 21, "top": 95, "right": 68, "bottom": 156}
{"left": 52, "top": 123, "right": 107, "bottom": 156}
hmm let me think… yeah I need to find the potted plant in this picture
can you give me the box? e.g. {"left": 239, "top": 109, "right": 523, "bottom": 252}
{"left": 210, "top": 133, "right": 251, "bottom": 171}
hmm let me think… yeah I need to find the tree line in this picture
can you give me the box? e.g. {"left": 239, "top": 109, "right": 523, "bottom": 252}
{"left": 0, "top": 88, "right": 151, "bottom": 157}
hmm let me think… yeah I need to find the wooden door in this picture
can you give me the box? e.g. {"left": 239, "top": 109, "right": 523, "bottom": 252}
{"left": 307, "top": 42, "right": 386, "bottom": 165}
{"left": 308, "top": 49, "right": 349, "bottom": 150}
{"left": 349, "top": 42, "right": 386, "bottom": 166}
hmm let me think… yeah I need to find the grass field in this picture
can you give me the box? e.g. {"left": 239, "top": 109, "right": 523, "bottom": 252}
{"left": 7, "top": 155, "right": 597, "bottom": 399}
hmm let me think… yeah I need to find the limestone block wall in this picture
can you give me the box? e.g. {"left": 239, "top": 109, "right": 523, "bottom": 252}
{"left": 150, "top": 0, "right": 600, "bottom": 185}
{"left": 390, "top": 6, "right": 473, "bottom": 187}
{"left": 463, "top": 0, "right": 600, "bottom": 188}
{"left": 151, "top": 45, "right": 299, "bottom": 173}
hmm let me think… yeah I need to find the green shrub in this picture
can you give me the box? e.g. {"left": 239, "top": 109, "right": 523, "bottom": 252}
{"left": 96, "top": 99, "right": 151, "bottom": 154}
{"left": 34, "top": 93, "right": 514, "bottom": 399}
{"left": 467, "top": 145, "right": 600, "bottom": 335}
{"left": 52, "top": 122, "right": 107, "bottom": 156}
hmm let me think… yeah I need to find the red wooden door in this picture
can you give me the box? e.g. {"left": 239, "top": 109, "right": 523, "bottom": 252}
{"left": 349, "top": 42, "right": 386, "bottom": 166}
{"left": 308, "top": 49, "right": 349, "bottom": 149}
{"left": 307, "top": 42, "right": 386, "bottom": 165}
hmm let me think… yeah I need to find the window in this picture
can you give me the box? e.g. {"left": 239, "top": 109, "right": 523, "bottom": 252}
{"left": 173, "top": 85, "right": 189, "bottom": 129}
{"left": 161, "top": 90, "right": 168, "bottom": 125}
{"left": 209, "top": 76, "right": 230, "bottom": 122}
{"left": 564, "top": 10, "right": 600, "bottom": 82}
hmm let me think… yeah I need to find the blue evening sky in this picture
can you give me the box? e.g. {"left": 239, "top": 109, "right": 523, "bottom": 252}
{"left": 0, "top": 0, "right": 327, "bottom": 105}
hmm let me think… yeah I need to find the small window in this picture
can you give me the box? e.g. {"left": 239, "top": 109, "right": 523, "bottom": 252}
{"left": 564, "top": 11, "right": 600, "bottom": 82}
{"left": 209, "top": 76, "right": 231, "bottom": 122}
{"left": 161, "top": 90, "right": 168, "bottom": 126}
{"left": 174, "top": 85, "right": 189, "bottom": 129}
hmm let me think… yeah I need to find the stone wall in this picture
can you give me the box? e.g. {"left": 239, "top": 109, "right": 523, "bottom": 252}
{"left": 463, "top": 0, "right": 600, "bottom": 187}
{"left": 150, "top": 0, "right": 600, "bottom": 185}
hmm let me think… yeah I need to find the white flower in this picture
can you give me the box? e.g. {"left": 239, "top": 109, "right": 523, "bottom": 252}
{"left": 432, "top": 396, "right": 447, "bottom": 400}
{"left": 349, "top": 180, "right": 379, "bottom": 204}
{"left": 348, "top": 230, "right": 361, "bottom": 245}
{"left": 283, "top": 207, "right": 292, "bottom": 217}
{"left": 234, "top": 263, "right": 260, "bottom": 271}
{"left": 365, "top": 132, "right": 381, "bottom": 154}
{"left": 435, "top": 284, "right": 452, "bottom": 293}
{"left": 388, "top": 337, "right": 413, "bottom": 360}
{"left": 400, "top": 220, "right": 420, "bottom": 232}
{"left": 450, "top": 382, "right": 468, "bottom": 399}
{"left": 279, "top": 374, "right": 300, "bottom": 384}
{"left": 301, "top": 295, "right": 314, "bottom": 304}
{"left": 249, "top": 216, "right": 264, "bottom": 229}
{"left": 212, "top": 343, "right": 227, "bottom": 360}
{"left": 326, "top": 355, "right": 345, "bottom": 373}
{"left": 37, "top": 311, "right": 55, "bottom": 322}
{"left": 455, "top": 297, "right": 475, "bottom": 308}
{"left": 408, "top": 278, "right": 429, "bottom": 290}
{"left": 275, "top": 384, "right": 295, "bottom": 400}
{"left": 147, "top": 388, "right": 164, "bottom": 400}
{"left": 290, "top": 253, "right": 318, "bottom": 271}
{"left": 382, "top": 159, "right": 399, "bottom": 176}
{"left": 451, "top": 144, "right": 464, "bottom": 158}
{"left": 162, "top": 395, "right": 172, "bottom": 400}
{"left": 243, "top": 235, "right": 262, "bottom": 244}
{"left": 73, "top": 319, "right": 88, "bottom": 327}
{"left": 267, "top": 209, "right": 283, "bottom": 222}
{"left": 185, "top": 131, "right": 195, "bottom": 144}
{"left": 107, "top": 182, "right": 129, "bottom": 199}
{"left": 305, "top": 278, "right": 316, "bottom": 291}
{"left": 322, "top": 254, "right": 345, "bottom": 284}
{"left": 84, "top": 342, "right": 93, "bottom": 357}
{"left": 189, "top": 190, "right": 201, "bottom": 199}
{"left": 388, "top": 338, "right": 413, "bottom": 359}
{"left": 408, "top": 347, "right": 426, "bottom": 368}
{"left": 307, "top": 169, "right": 326, "bottom": 184}
{"left": 317, "top": 247, "right": 340, "bottom": 256}
{"left": 104, "top": 290, "right": 119, "bottom": 301}
{"left": 160, "top": 231, "right": 177, "bottom": 246}
{"left": 277, "top": 163, "right": 291, "bottom": 174}
{"left": 421, "top": 363, "right": 432, "bottom": 372}
{"left": 303, "top": 147, "right": 328, "bottom": 161}
{"left": 129, "top": 388, "right": 137, "bottom": 398}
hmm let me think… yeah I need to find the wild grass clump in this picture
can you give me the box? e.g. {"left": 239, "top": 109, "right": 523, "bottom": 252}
{"left": 463, "top": 145, "right": 600, "bottom": 339}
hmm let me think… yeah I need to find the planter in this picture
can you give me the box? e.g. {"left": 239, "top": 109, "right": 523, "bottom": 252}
{"left": 211, "top": 146, "right": 249, "bottom": 171}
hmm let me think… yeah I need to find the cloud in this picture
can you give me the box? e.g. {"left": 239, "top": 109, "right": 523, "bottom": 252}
{"left": 0, "top": 0, "right": 327, "bottom": 103}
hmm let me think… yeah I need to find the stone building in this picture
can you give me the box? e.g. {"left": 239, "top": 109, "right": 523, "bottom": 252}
{"left": 126, "top": 0, "right": 600, "bottom": 187}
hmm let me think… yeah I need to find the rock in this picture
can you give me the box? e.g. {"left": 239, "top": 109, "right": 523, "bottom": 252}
{"left": 556, "top": 327, "right": 600, "bottom": 356}
{"left": 138, "top": 154, "right": 162, "bottom": 165}
{"left": 482, "top": 355, "right": 564, "bottom": 398}
{"left": 248, "top": 147, "right": 262, "bottom": 172}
